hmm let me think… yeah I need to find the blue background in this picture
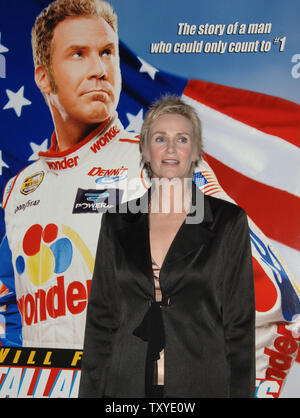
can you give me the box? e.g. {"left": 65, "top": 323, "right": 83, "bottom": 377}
{"left": 111, "top": 0, "right": 300, "bottom": 104}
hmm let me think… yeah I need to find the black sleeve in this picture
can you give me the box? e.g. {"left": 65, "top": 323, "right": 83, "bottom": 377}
{"left": 222, "top": 209, "right": 256, "bottom": 398}
{"left": 78, "top": 213, "right": 120, "bottom": 398}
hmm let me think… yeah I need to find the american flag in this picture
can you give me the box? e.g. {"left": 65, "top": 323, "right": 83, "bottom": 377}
{"left": 0, "top": 0, "right": 299, "bottom": 397}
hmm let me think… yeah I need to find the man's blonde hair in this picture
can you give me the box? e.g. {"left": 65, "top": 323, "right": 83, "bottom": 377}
{"left": 32, "top": 0, "right": 118, "bottom": 70}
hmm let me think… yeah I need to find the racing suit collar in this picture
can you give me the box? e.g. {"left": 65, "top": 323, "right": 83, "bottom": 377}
{"left": 38, "top": 112, "right": 125, "bottom": 173}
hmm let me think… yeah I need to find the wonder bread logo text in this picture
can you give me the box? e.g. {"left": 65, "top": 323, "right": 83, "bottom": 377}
{"left": 20, "top": 172, "right": 44, "bottom": 195}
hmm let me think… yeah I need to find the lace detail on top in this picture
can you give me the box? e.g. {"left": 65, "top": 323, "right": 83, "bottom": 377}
{"left": 151, "top": 258, "right": 164, "bottom": 386}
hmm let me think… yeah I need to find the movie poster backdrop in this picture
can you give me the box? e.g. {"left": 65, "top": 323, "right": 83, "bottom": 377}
{"left": 0, "top": 0, "right": 299, "bottom": 398}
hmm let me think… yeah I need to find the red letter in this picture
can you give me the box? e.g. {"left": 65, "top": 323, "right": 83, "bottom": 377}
{"left": 66, "top": 281, "right": 87, "bottom": 314}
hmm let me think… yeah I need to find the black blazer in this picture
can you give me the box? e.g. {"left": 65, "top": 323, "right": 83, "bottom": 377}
{"left": 79, "top": 185, "right": 255, "bottom": 398}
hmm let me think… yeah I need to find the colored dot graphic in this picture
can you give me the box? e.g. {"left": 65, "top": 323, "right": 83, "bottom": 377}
{"left": 16, "top": 224, "right": 73, "bottom": 287}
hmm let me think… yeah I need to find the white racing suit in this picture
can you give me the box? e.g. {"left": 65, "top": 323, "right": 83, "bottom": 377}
{"left": 0, "top": 114, "right": 148, "bottom": 349}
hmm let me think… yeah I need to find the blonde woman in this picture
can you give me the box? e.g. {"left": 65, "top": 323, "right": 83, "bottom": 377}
{"left": 79, "top": 96, "right": 255, "bottom": 398}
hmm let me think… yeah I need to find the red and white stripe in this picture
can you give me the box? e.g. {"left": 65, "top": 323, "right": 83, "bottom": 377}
{"left": 182, "top": 80, "right": 300, "bottom": 282}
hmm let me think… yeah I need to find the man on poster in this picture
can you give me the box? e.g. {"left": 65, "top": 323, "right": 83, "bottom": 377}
{"left": 0, "top": 0, "right": 147, "bottom": 349}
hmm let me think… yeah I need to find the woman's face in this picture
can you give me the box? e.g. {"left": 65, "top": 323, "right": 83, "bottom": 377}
{"left": 145, "top": 113, "right": 198, "bottom": 179}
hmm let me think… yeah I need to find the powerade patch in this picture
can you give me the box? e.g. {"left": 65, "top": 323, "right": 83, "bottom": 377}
{"left": 72, "top": 188, "right": 123, "bottom": 214}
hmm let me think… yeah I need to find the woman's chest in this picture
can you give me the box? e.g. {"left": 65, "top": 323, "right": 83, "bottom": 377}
{"left": 149, "top": 212, "right": 187, "bottom": 267}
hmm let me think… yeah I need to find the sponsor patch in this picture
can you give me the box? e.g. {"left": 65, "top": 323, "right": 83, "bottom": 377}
{"left": 90, "top": 125, "right": 120, "bottom": 154}
{"left": 72, "top": 188, "right": 123, "bottom": 214}
{"left": 88, "top": 165, "right": 128, "bottom": 177}
{"left": 95, "top": 173, "right": 127, "bottom": 185}
{"left": 14, "top": 199, "right": 40, "bottom": 214}
{"left": 88, "top": 165, "right": 128, "bottom": 185}
{"left": 46, "top": 155, "right": 79, "bottom": 170}
{"left": 20, "top": 172, "right": 44, "bottom": 195}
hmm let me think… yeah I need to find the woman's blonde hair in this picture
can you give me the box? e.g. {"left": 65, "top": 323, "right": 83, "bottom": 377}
{"left": 140, "top": 95, "right": 203, "bottom": 174}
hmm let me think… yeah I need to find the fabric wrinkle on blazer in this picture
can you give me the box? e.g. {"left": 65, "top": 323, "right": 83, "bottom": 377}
{"left": 79, "top": 183, "right": 256, "bottom": 398}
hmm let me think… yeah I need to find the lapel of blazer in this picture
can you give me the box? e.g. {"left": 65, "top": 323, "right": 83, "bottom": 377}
{"left": 115, "top": 184, "right": 215, "bottom": 298}
{"left": 162, "top": 183, "right": 215, "bottom": 268}
{"left": 115, "top": 190, "right": 154, "bottom": 296}
{"left": 157, "top": 184, "right": 215, "bottom": 296}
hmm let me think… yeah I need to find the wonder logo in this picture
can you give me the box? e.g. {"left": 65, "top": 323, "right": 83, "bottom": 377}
{"left": 15, "top": 224, "right": 93, "bottom": 286}
{"left": 14, "top": 224, "right": 94, "bottom": 326}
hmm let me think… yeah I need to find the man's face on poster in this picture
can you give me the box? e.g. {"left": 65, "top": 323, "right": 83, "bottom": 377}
{"left": 38, "top": 15, "right": 122, "bottom": 127}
